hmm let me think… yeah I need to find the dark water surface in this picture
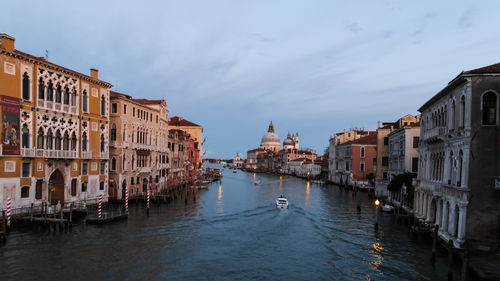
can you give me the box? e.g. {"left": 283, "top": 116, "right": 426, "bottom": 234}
{"left": 1, "top": 165, "right": 459, "bottom": 280}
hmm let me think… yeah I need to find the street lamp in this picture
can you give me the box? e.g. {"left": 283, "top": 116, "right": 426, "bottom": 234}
{"left": 374, "top": 199, "right": 380, "bottom": 231}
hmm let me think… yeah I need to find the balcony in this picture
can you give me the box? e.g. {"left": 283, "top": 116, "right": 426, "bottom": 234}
{"left": 138, "top": 167, "right": 152, "bottom": 173}
{"left": 422, "top": 126, "right": 447, "bottom": 143}
{"left": 82, "top": 151, "right": 92, "bottom": 159}
{"left": 21, "top": 147, "right": 36, "bottom": 157}
{"left": 100, "top": 151, "right": 109, "bottom": 159}
{"left": 133, "top": 143, "right": 155, "bottom": 151}
{"left": 123, "top": 141, "right": 129, "bottom": 148}
{"left": 70, "top": 106, "right": 77, "bottom": 114}
{"left": 109, "top": 140, "right": 116, "bottom": 148}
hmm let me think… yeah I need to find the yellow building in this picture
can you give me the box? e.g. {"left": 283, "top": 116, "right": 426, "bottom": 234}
{"left": 0, "top": 33, "right": 112, "bottom": 209}
{"left": 108, "top": 91, "right": 169, "bottom": 199}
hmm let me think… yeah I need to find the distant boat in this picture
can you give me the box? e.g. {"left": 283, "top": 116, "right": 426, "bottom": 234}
{"left": 233, "top": 169, "right": 237, "bottom": 173}
{"left": 382, "top": 204, "right": 394, "bottom": 212}
{"left": 254, "top": 179, "right": 261, "bottom": 185}
{"left": 276, "top": 195, "right": 288, "bottom": 209}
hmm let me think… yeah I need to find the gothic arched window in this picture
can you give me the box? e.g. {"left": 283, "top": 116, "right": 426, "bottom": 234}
{"left": 22, "top": 72, "right": 30, "bottom": 100}
{"left": 100, "top": 134, "right": 105, "bottom": 152}
{"left": 101, "top": 95, "right": 106, "bottom": 116}
{"left": 21, "top": 124, "right": 30, "bottom": 148}
{"left": 47, "top": 81, "right": 53, "bottom": 101}
{"left": 55, "top": 130, "right": 62, "bottom": 150}
{"left": 38, "top": 78, "right": 45, "bottom": 100}
{"left": 37, "top": 128, "right": 44, "bottom": 149}
{"left": 46, "top": 129, "right": 53, "bottom": 149}
{"left": 112, "top": 157, "right": 116, "bottom": 171}
{"left": 63, "top": 86, "right": 69, "bottom": 105}
{"left": 82, "top": 90, "right": 88, "bottom": 112}
{"left": 460, "top": 95, "right": 465, "bottom": 129}
{"left": 55, "top": 84, "right": 62, "bottom": 103}
{"left": 82, "top": 133, "right": 88, "bottom": 152}
{"left": 482, "top": 92, "right": 498, "bottom": 125}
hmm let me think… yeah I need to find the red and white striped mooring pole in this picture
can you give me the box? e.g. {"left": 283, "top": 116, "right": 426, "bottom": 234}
{"left": 146, "top": 189, "right": 150, "bottom": 215}
{"left": 6, "top": 197, "right": 11, "bottom": 227}
{"left": 125, "top": 189, "right": 129, "bottom": 213}
{"left": 98, "top": 194, "right": 103, "bottom": 219}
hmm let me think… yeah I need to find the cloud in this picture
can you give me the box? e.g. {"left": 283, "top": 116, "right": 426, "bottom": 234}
{"left": 458, "top": 7, "right": 477, "bottom": 28}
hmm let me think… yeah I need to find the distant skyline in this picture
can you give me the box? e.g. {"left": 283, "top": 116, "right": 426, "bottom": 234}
{"left": 3, "top": 1, "right": 500, "bottom": 158}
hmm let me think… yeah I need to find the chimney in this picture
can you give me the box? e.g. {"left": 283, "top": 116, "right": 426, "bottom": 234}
{"left": 90, "top": 68, "right": 98, "bottom": 79}
{"left": 0, "top": 33, "right": 15, "bottom": 51}
{"left": 377, "top": 121, "right": 381, "bottom": 129}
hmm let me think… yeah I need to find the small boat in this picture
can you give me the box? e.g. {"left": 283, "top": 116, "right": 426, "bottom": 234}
{"left": 254, "top": 179, "right": 261, "bottom": 185}
{"left": 276, "top": 195, "right": 288, "bottom": 209}
{"left": 382, "top": 204, "right": 394, "bottom": 212}
{"left": 233, "top": 169, "right": 237, "bottom": 173}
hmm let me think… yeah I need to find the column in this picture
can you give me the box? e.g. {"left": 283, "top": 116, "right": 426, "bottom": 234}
{"left": 435, "top": 199, "right": 442, "bottom": 226}
{"left": 441, "top": 200, "right": 448, "bottom": 233}
{"left": 447, "top": 203, "right": 455, "bottom": 235}
{"left": 457, "top": 204, "right": 467, "bottom": 242}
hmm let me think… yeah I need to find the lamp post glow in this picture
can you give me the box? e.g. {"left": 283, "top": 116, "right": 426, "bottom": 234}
{"left": 374, "top": 199, "right": 380, "bottom": 231}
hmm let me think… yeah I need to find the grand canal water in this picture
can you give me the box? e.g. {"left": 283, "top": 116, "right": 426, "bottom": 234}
{"left": 1, "top": 165, "right": 460, "bottom": 281}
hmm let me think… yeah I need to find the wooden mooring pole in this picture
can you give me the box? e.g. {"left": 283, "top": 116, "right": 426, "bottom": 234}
{"left": 448, "top": 239, "right": 454, "bottom": 281}
{"left": 432, "top": 224, "right": 439, "bottom": 261}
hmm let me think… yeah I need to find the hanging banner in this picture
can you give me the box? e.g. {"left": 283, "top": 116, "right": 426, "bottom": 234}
{"left": 1, "top": 95, "right": 20, "bottom": 155}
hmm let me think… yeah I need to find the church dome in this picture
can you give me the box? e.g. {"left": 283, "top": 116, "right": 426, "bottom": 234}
{"left": 260, "top": 121, "right": 281, "bottom": 151}
{"left": 283, "top": 136, "right": 294, "bottom": 146}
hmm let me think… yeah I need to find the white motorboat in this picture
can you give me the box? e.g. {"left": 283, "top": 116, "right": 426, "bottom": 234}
{"left": 382, "top": 204, "right": 394, "bottom": 212}
{"left": 254, "top": 179, "right": 261, "bottom": 185}
{"left": 276, "top": 196, "right": 288, "bottom": 209}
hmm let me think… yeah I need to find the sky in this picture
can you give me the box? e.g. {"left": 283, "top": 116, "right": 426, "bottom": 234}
{"left": 3, "top": 0, "right": 500, "bottom": 158}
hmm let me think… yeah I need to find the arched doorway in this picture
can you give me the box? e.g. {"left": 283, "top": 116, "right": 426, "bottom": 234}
{"left": 108, "top": 181, "right": 116, "bottom": 199}
{"left": 122, "top": 180, "right": 127, "bottom": 199}
{"left": 49, "top": 169, "right": 64, "bottom": 205}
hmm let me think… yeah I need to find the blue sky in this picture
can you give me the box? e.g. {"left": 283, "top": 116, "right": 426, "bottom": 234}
{"left": 3, "top": 1, "right": 500, "bottom": 158}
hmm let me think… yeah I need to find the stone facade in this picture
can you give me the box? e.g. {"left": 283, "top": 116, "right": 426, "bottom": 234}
{"left": 108, "top": 91, "right": 169, "bottom": 200}
{"left": 415, "top": 62, "right": 500, "bottom": 252}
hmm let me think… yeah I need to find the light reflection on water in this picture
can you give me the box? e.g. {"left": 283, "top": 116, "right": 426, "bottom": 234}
{"left": 0, "top": 164, "right": 461, "bottom": 281}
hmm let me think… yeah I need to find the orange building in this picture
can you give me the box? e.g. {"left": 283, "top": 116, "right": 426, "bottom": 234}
{"left": 335, "top": 133, "right": 377, "bottom": 185}
{"left": 0, "top": 33, "right": 112, "bottom": 208}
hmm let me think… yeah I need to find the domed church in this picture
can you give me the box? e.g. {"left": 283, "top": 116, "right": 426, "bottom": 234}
{"left": 283, "top": 132, "right": 299, "bottom": 150}
{"left": 260, "top": 121, "right": 281, "bottom": 152}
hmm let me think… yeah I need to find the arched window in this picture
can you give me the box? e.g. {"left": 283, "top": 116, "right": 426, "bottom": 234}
{"left": 21, "top": 124, "right": 30, "bottom": 148}
{"left": 55, "top": 84, "right": 61, "bottom": 103}
{"left": 38, "top": 78, "right": 45, "bottom": 100}
{"left": 82, "top": 90, "right": 88, "bottom": 112}
{"left": 46, "top": 129, "right": 53, "bottom": 149}
{"left": 47, "top": 80, "right": 53, "bottom": 101}
{"left": 101, "top": 95, "right": 106, "bottom": 116}
{"left": 71, "top": 88, "right": 77, "bottom": 106}
{"left": 63, "top": 131, "right": 69, "bottom": 150}
{"left": 71, "top": 132, "right": 77, "bottom": 150}
{"left": 360, "top": 146, "right": 365, "bottom": 158}
{"left": 450, "top": 100, "right": 456, "bottom": 130}
{"left": 82, "top": 133, "right": 87, "bottom": 152}
{"left": 100, "top": 134, "right": 105, "bottom": 152}
{"left": 63, "top": 86, "right": 69, "bottom": 105}
{"left": 111, "top": 157, "right": 116, "bottom": 171}
{"left": 55, "top": 130, "right": 61, "bottom": 150}
{"left": 111, "top": 124, "right": 117, "bottom": 141}
{"left": 460, "top": 95, "right": 465, "bottom": 129}
{"left": 482, "top": 92, "right": 497, "bottom": 125}
{"left": 37, "top": 128, "right": 44, "bottom": 149}
{"left": 22, "top": 72, "right": 30, "bottom": 100}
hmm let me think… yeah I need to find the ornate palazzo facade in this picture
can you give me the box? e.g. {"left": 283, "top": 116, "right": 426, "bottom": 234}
{"left": 0, "top": 33, "right": 112, "bottom": 208}
{"left": 416, "top": 63, "right": 500, "bottom": 251}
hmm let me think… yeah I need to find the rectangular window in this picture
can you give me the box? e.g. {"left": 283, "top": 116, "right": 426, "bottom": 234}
{"left": 36, "top": 180, "right": 43, "bottom": 199}
{"left": 82, "top": 163, "right": 88, "bottom": 175}
{"left": 382, "top": 157, "right": 389, "bottom": 167}
{"left": 412, "top": 157, "right": 419, "bottom": 173}
{"left": 360, "top": 162, "right": 365, "bottom": 172}
{"left": 124, "top": 104, "right": 127, "bottom": 114}
{"left": 131, "top": 177, "right": 134, "bottom": 185}
{"left": 360, "top": 146, "right": 365, "bottom": 158}
{"left": 81, "top": 182, "right": 87, "bottom": 192}
{"left": 384, "top": 137, "right": 389, "bottom": 146}
{"left": 22, "top": 162, "right": 30, "bottom": 177}
{"left": 413, "top": 136, "right": 419, "bottom": 148}
{"left": 71, "top": 179, "right": 77, "bottom": 196}
{"left": 133, "top": 107, "right": 135, "bottom": 117}
{"left": 111, "top": 103, "right": 117, "bottom": 113}
{"left": 100, "top": 181, "right": 104, "bottom": 190}
{"left": 21, "top": 186, "right": 30, "bottom": 198}
{"left": 383, "top": 172, "right": 388, "bottom": 179}
{"left": 100, "top": 163, "right": 105, "bottom": 174}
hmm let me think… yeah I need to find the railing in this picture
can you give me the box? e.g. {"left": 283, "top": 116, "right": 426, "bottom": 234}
{"left": 422, "top": 126, "right": 447, "bottom": 142}
{"left": 139, "top": 167, "right": 151, "bottom": 173}
{"left": 100, "top": 151, "right": 109, "bottom": 159}
{"left": 38, "top": 100, "right": 45, "bottom": 107}
{"left": 54, "top": 103, "right": 61, "bottom": 111}
{"left": 133, "top": 143, "right": 155, "bottom": 150}
{"left": 21, "top": 147, "right": 36, "bottom": 157}
{"left": 109, "top": 140, "right": 116, "bottom": 148}
{"left": 47, "top": 149, "right": 58, "bottom": 158}
{"left": 63, "top": 105, "right": 69, "bottom": 113}
{"left": 70, "top": 106, "right": 77, "bottom": 114}
{"left": 123, "top": 141, "right": 129, "bottom": 148}
{"left": 82, "top": 151, "right": 92, "bottom": 159}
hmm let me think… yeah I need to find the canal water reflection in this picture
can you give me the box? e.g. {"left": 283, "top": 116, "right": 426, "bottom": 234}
{"left": 0, "top": 165, "right": 460, "bottom": 281}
